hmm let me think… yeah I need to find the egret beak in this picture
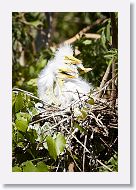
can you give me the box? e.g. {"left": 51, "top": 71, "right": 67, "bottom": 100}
{"left": 64, "top": 55, "right": 82, "bottom": 65}
{"left": 58, "top": 67, "right": 78, "bottom": 79}
{"left": 77, "top": 64, "right": 92, "bottom": 73}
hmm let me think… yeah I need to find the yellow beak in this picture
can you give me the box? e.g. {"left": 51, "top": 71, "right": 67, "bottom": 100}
{"left": 64, "top": 55, "right": 82, "bottom": 65}
{"left": 58, "top": 67, "right": 78, "bottom": 79}
{"left": 77, "top": 64, "right": 92, "bottom": 73}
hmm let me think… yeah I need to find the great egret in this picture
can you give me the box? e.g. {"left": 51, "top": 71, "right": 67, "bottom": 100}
{"left": 37, "top": 44, "right": 92, "bottom": 108}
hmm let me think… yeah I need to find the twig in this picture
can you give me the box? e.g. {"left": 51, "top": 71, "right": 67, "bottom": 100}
{"left": 30, "top": 113, "right": 63, "bottom": 125}
{"left": 56, "top": 159, "right": 61, "bottom": 172}
{"left": 63, "top": 18, "right": 105, "bottom": 44}
{"left": 64, "top": 126, "right": 113, "bottom": 172}
{"left": 83, "top": 135, "right": 87, "bottom": 172}
{"left": 94, "top": 74, "right": 117, "bottom": 95}
{"left": 97, "top": 64, "right": 111, "bottom": 98}
{"left": 13, "top": 87, "right": 63, "bottom": 111}
{"left": 12, "top": 87, "right": 47, "bottom": 104}
{"left": 62, "top": 126, "right": 90, "bottom": 153}
{"left": 67, "top": 148, "right": 82, "bottom": 172}
{"left": 110, "top": 137, "right": 118, "bottom": 148}
{"left": 89, "top": 112, "right": 104, "bottom": 128}
{"left": 110, "top": 13, "right": 118, "bottom": 107}
{"left": 96, "top": 159, "right": 113, "bottom": 172}
{"left": 110, "top": 60, "right": 116, "bottom": 107}
{"left": 43, "top": 117, "right": 68, "bottom": 133}
{"left": 82, "top": 33, "right": 101, "bottom": 39}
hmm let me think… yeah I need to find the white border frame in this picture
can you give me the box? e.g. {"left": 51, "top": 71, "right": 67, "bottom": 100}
{"left": 0, "top": 0, "right": 130, "bottom": 184}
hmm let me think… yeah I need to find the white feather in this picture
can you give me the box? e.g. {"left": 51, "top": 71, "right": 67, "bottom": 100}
{"left": 37, "top": 44, "right": 91, "bottom": 107}
{"left": 55, "top": 44, "right": 73, "bottom": 58}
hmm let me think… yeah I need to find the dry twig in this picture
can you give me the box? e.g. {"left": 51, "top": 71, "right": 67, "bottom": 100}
{"left": 63, "top": 18, "right": 105, "bottom": 44}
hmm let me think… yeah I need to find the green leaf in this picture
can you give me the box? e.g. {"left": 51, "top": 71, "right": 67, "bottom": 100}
{"left": 83, "top": 40, "right": 92, "bottom": 45}
{"left": 36, "top": 161, "right": 48, "bottom": 172}
{"left": 106, "top": 20, "right": 111, "bottom": 42}
{"left": 17, "top": 131, "right": 25, "bottom": 142}
{"left": 101, "top": 29, "right": 106, "bottom": 49}
{"left": 104, "top": 54, "right": 113, "bottom": 59}
{"left": 16, "top": 112, "right": 31, "bottom": 122}
{"left": 27, "top": 78, "right": 37, "bottom": 87}
{"left": 87, "top": 98, "right": 95, "bottom": 105}
{"left": 12, "top": 92, "right": 16, "bottom": 107}
{"left": 22, "top": 161, "right": 37, "bottom": 172}
{"left": 81, "top": 109, "right": 87, "bottom": 120}
{"left": 17, "top": 142, "right": 25, "bottom": 148}
{"left": 15, "top": 118, "right": 28, "bottom": 132}
{"left": 30, "top": 107, "right": 38, "bottom": 116}
{"left": 28, "top": 20, "right": 43, "bottom": 27}
{"left": 15, "top": 93, "right": 24, "bottom": 113}
{"left": 46, "top": 136, "right": 57, "bottom": 161}
{"left": 109, "top": 57, "right": 114, "bottom": 65}
{"left": 27, "top": 128, "right": 38, "bottom": 143}
{"left": 55, "top": 133, "right": 66, "bottom": 155}
{"left": 74, "top": 122, "right": 87, "bottom": 133}
{"left": 12, "top": 166, "right": 22, "bottom": 172}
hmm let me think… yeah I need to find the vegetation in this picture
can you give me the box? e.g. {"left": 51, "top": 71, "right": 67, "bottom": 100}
{"left": 12, "top": 12, "right": 118, "bottom": 172}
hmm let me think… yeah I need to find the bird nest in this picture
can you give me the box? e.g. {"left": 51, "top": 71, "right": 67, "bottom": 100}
{"left": 29, "top": 90, "right": 118, "bottom": 172}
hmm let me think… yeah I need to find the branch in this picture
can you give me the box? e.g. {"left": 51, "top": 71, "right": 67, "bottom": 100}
{"left": 12, "top": 88, "right": 43, "bottom": 102}
{"left": 97, "top": 64, "right": 111, "bottom": 98}
{"left": 110, "top": 13, "right": 118, "bottom": 107}
{"left": 110, "top": 59, "right": 117, "bottom": 107}
{"left": 83, "top": 135, "right": 87, "bottom": 172}
{"left": 63, "top": 18, "right": 105, "bottom": 44}
{"left": 96, "top": 159, "right": 113, "bottom": 172}
{"left": 83, "top": 33, "right": 101, "bottom": 39}
{"left": 12, "top": 87, "right": 58, "bottom": 109}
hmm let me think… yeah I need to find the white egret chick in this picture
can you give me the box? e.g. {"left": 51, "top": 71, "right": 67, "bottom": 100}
{"left": 37, "top": 44, "right": 92, "bottom": 108}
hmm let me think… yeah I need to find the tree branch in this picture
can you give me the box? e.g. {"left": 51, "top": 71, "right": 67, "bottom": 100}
{"left": 97, "top": 64, "right": 111, "bottom": 98}
{"left": 63, "top": 18, "right": 105, "bottom": 44}
{"left": 110, "top": 13, "right": 118, "bottom": 107}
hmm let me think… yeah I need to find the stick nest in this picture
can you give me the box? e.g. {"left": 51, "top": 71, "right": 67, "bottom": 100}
{"left": 30, "top": 91, "right": 118, "bottom": 172}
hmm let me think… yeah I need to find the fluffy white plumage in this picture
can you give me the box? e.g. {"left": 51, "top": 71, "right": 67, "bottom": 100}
{"left": 37, "top": 44, "right": 91, "bottom": 108}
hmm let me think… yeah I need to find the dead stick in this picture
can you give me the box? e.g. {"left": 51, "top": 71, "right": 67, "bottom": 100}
{"left": 96, "top": 159, "right": 113, "bottom": 172}
{"left": 97, "top": 64, "right": 111, "bottom": 98}
{"left": 63, "top": 18, "right": 105, "bottom": 44}
{"left": 110, "top": 13, "right": 118, "bottom": 107}
{"left": 83, "top": 135, "right": 87, "bottom": 172}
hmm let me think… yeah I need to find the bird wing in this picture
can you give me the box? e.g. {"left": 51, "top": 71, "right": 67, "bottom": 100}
{"left": 37, "top": 61, "right": 57, "bottom": 103}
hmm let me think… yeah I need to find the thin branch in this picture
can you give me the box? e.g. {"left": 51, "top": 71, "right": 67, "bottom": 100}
{"left": 110, "top": 13, "right": 118, "bottom": 107}
{"left": 30, "top": 113, "right": 64, "bottom": 125}
{"left": 110, "top": 59, "right": 117, "bottom": 107}
{"left": 97, "top": 64, "right": 111, "bottom": 98}
{"left": 83, "top": 135, "right": 87, "bottom": 172}
{"left": 62, "top": 126, "right": 90, "bottom": 153}
{"left": 96, "top": 159, "right": 113, "bottom": 172}
{"left": 12, "top": 87, "right": 59, "bottom": 109}
{"left": 83, "top": 33, "right": 101, "bottom": 39}
{"left": 67, "top": 148, "right": 82, "bottom": 172}
{"left": 56, "top": 159, "right": 61, "bottom": 172}
{"left": 12, "top": 87, "right": 46, "bottom": 104}
{"left": 64, "top": 126, "right": 113, "bottom": 172}
{"left": 63, "top": 18, "right": 105, "bottom": 44}
{"left": 43, "top": 117, "right": 68, "bottom": 133}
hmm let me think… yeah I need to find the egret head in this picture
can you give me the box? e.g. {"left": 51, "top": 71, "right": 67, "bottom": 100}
{"left": 55, "top": 44, "right": 92, "bottom": 79}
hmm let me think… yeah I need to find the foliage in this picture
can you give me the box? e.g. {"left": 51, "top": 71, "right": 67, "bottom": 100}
{"left": 98, "top": 154, "right": 118, "bottom": 172}
{"left": 12, "top": 12, "right": 118, "bottom": 172}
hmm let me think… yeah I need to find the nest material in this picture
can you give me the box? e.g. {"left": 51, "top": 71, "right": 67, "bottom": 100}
{"left": 30, "top": 92, "right": 118, "bottom": 172}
